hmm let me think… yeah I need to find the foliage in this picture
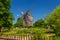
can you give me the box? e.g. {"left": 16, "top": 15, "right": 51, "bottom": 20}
{"left": 0, "top": 0, "right": 14, "bottom": 32}
{"left": 14, "top": 17, "right": 23, "bottom": 28}
{"left": 55, "top": 36, "right": 60, "bottom": 40}
{"left": 45, "top": 6, "right": 60, "bottom": 35}
{"left": 34, "top": 19, "right": 47, "bottom": 28}
{"left": 1, "top": 28, "right": 46, "bottom": 36}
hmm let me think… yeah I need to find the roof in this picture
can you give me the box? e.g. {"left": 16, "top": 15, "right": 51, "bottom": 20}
{"left": 24, "top": 12, "right": 33, "bottom": 17}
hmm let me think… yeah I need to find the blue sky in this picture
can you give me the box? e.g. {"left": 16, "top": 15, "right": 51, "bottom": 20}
{"left": 10, "top": 0, "right": 60, "bottom": 23}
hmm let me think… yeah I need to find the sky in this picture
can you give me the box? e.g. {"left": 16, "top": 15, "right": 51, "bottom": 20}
{"left": 10, "top": 0, "right": 60, "bottom": 24}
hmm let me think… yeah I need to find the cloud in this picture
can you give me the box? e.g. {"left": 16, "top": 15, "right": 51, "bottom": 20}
{"left": 21, "top": 11, "right": 24, "bottom": 14}
{"left": 17, "top": 15, "right": 19, "bottom": 17}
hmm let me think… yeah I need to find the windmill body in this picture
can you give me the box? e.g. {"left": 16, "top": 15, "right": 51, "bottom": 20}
{"left": 23, "top": 12, "right": 33, "bottom": 27}
{"left": 19, "top": 7, "right": 33, "bottom": 27}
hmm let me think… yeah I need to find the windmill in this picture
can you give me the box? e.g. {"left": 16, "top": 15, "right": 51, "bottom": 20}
{"left": 19, "top": 6, "right": 33, "bottom": 27}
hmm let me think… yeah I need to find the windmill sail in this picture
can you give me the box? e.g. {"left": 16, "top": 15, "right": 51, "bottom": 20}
{"left": 27, "top": 5, "right": 33, "bottom": 12}
{"left": 19, "top": 7, "right": 25, "bottom": 14}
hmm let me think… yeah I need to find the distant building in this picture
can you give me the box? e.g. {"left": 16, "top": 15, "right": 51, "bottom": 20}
{"left": 19, "top": 6, "right": 33, "bottom": 27}
{"left": 23, "top": 12, "right": 33, "bottom": 27}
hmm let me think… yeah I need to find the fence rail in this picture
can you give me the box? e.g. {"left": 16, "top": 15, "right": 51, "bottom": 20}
{"left": 0, "top": 34, "right": 55, "bottom": 40}
{"left": 0, "top": 35, "right": 34, "bottom": 40}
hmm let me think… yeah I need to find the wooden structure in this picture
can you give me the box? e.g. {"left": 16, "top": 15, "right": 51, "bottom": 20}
{"left": 19, "top": 7, "right": 33, "bottom": 27}
{"left": 0, "top": 34, "right": 55, "bottom": 40}
{"left": 23, "top": 11, "right": 33, "bottom": 27}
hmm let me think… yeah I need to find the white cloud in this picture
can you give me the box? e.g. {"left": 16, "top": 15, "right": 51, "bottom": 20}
{"left": 17, "top": 15, "right": 19, "bottom": 17}
{"left": 21, "top": 11, "right": 24, "bottom": 14}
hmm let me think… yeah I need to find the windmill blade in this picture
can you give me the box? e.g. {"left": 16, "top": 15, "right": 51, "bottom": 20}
{"left": 18, "top": 7, "right": 25, "bottom": 14}
{"left": 21, "top": 11, "right": 24, "bottom": 14}
{"left": 27, "top": 5, "right": 34, "bottom": 12}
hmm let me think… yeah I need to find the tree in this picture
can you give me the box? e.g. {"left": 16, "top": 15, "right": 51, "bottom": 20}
{"left": 45, "top": 6, "right": 60, "bottom": 35}
{"left": 14, "top": 17, "right": 23, "bottom": 28}
{"left": 34, "top": 19, "right": 47, "bottom": 28}
{"left": 0, "top": 0, "right": 14, "bottom": 32}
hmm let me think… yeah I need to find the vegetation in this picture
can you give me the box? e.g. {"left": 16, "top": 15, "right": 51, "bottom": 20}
{"left": 14, "top": 17, "right": 23, "bottom": 28}
{"left": 0, "top": 0, "right": 60, "bottom": 40}
{"left": 1, "top": 28, "right": 46, "bottom": 36}
{"left": 45, "top": 6, "right": 60, "bottom": 35}
{"left": 0, "top": 0, "right": 14, "bottom": 32}
{"left": 34, "top": 19, "right": 47, "bottom": 28}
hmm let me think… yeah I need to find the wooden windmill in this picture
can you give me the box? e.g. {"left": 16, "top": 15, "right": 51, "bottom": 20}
{"left": 19, "top": 6, "right": 33, "bottom": 27}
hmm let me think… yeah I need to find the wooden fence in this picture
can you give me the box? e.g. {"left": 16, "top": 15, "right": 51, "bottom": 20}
{"left": 0, "top": 35, "right": 33, "bottom": 40}
{"left": 0, "top": 34, "right": 55, "bottom": 40}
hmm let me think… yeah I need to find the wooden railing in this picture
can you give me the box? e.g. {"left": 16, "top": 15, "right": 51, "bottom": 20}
{"left": 0, "top": 35, "right": 33, "bottom": 40}
{"left": 0, "top": 34, "right": 55, "bottom": 40}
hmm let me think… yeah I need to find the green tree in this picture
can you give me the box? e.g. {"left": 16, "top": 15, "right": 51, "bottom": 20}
{"left": 45, "top": 6, "right": 60, "bottom": 35}
{"left": 14, "top": 17, "right": 23, "bottom": 28}
{"left": 0, "top": 0, "right": 14, "bottom": 32}
{"left": 34, "top": 19, "right": 47, "bottom": 28}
